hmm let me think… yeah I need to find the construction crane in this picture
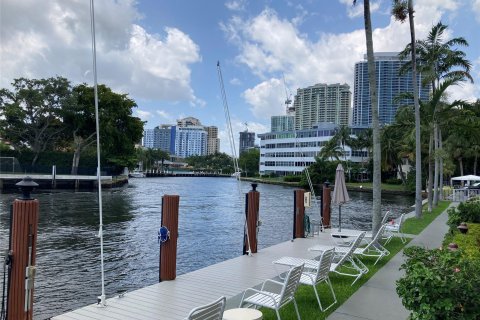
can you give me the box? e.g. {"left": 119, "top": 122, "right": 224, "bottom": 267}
{"left": 244, "top": 122, "right": 248, "bottom": 132}
{"left": 282, "top": 73, "right": 294, "bottom": 115}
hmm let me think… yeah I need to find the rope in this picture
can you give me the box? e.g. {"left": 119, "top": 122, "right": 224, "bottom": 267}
{"left": 216, "top": 61, "right": 252, "bottom": 255}
{"left": 89, "top": 0, "right": 106, "bottom": 306}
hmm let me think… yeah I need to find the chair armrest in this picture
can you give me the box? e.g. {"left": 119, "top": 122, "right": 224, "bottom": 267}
{"left": 261, "top": 279, "right": 283, "bottom": 290}
{"left": 244, "top": 288, "right": 279, "bottom": 308}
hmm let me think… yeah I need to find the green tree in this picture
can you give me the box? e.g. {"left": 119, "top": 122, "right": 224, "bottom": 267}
{"left": 319, "top": 138, "right": 343, "bottom": 161}
{"left": 0, "top": 77, "right": 71, "bottom": 165}
{"left": 238, "top": 149, "right": 260, "bottom": 177}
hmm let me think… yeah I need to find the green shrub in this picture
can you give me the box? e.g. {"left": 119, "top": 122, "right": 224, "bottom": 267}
{"left": 450, "top": 223, "right": 480, "bottom": 260}
{"left": 384, "top": 178, "right": 403, "bottom": 185}
{"left": 283, "top": 175, "right": 302, "bottom": 182}
{"left": 397, "top": 246, "right": 480, "bottom": 320}
{"left": 447, "top": 202, "right": 480, "bottom": 231}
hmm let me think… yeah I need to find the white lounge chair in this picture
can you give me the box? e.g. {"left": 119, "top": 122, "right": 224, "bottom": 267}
{"left": 300, "top": 248, "right": 337, "bottom": 311}
{"left": 240, "top": 264, "right": 304, "bottom": 320}
{"left": 186, "top": 296, "right": 226, "bottom": 320}
{"left": 310, "top": 232, "right": 367, "bottom": 285}
{"left": 323, "top": 224, "right": 390, "bottom": 269}
{"left": 385, "top": 213, "right": 406, "bottom": 244}
{"left": 330, "top": 210, "right": 391, "bottom": 245}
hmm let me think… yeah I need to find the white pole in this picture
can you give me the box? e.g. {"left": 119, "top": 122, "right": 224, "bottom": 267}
{"left": 89, "top": 0, "right": 106, "bottom": 306}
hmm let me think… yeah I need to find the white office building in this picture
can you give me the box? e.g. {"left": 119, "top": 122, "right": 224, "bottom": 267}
{"left": 258, "top": 123, "right": 367, "bottom": 176}
{"left": 173, "top": 126, "right": 207, "bottom": 158}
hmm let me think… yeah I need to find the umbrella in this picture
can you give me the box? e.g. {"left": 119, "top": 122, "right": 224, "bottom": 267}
{"left": 332, "top": 163, "right": 350, "bottom": 232}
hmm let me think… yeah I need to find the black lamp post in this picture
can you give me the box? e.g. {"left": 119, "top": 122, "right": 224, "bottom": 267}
{"left": 16, "top": 176, "right": 39, "bottom": 200}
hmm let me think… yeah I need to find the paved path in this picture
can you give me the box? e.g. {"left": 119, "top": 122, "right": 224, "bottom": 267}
{"left": 327, "top": 204, "right": 454, "bottom": 320}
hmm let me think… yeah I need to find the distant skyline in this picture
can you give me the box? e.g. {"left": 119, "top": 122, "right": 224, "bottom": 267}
{"left": 1, "top": 0, "right": 479, "bottom": 153}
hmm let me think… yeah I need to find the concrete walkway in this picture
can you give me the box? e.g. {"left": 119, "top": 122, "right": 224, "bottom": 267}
{"left": 327, "top": 204, "right": 453, "bottom": 320}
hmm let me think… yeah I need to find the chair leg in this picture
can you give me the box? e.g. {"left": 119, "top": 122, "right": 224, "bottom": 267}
{"left": 312, "top": 284, "right": 323, "bottom": 311}
{"left": 321, "top": 277, "right": 337, "bottom": 311}
{"left": 275, "top": 308, "right": 282, "bottom": 320}
{"left": 293, "top": 299, "right": 301, "bottom": 320}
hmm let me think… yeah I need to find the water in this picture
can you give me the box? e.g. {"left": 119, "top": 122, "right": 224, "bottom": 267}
{"left": 0, "top": 177, "right": 413, "bottom": 319}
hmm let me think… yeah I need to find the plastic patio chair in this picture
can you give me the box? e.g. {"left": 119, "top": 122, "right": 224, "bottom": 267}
{"left": 240, "top": 263, "right": 304, "bottom": 320}
{"left": 385, "top": 213, "right": 406, "bottom": 244}
{"left": 186, "top": 296, "right": 226, "bottom": 320}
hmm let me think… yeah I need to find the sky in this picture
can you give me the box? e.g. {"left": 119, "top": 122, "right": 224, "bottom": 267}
{"left": 1, "top": 0, "right": 479, "bottom": 154}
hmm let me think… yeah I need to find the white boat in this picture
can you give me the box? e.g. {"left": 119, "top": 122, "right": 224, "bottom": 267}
{"left": 129, "top": 169, "right": 146, "bottom": 178}
{"left": 231, "top": 171, "right": 241, "bottom": 178}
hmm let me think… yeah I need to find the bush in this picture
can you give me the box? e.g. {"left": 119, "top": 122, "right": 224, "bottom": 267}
{"left": 385, "top": 178, "right": 403, "bottom": 185}
{"left": 447, "top": 223, "right": 480, "bottom": 260}
{"left": 283, "top": 175, "right": 302, "bottom": 182}
{"left": 447, "top": 201, "right": 480, "bottom": 231}
{"left": 397, "top": 246, "right": 480, "bottom": 320}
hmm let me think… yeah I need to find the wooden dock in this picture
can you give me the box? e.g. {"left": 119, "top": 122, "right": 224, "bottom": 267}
{"left": 52, "top": 232, "right": 336, "bottom": 319}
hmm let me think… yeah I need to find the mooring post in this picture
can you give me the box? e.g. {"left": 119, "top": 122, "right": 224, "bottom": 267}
{"left": 7, "top": 177, "right": 39, "bottom": 320}
{"left": 244, "top": 183, "right": 260, "bottom": 254}
{"left": 293, "top": 189, "right": 305, "bottom": 239}
{"left": 159, "top": 195, "right": 179, "bottom": 282}
{"left": 322, "top": 181, "right": 331, "bottom": 228}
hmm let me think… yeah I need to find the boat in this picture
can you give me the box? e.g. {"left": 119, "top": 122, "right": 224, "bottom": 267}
{"left": 129, "top": 169, "right": 146, "bottom": 178}
{"left": 231, "top": 171, "right": 241, "bottom": 178}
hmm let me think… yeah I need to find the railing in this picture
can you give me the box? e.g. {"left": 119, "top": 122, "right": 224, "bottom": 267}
{"left": 444, "top": 188, "right": 480, "bottom": 202}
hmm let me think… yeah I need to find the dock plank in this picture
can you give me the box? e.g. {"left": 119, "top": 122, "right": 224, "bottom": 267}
{"left": 53, "top": 233, "right": 335, "bottom": 319}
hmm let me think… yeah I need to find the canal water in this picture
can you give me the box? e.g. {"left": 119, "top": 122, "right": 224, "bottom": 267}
{"left": 0, "top": 177, "right": 413, "bottom": 319}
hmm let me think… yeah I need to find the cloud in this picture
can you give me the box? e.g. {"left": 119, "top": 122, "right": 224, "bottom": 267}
{"left": 339, "top": 0, "right": 381, "bottom": 18}
{"left": 225, "top": 0, "right": 247, "bottom": 11}
{"left": 230, "top": 77, "right": 242, "bottom": 85}
{"left": 243, "top": 78, "right": 285, "bottom": 119}
{"left": 474, "top": 0, "right": 480, "bottom": 22}
{"left": 222, "top": 2, "right": 464, "bottom": 121}
{"left": 156, "top": 110, "right": 175, "bottom": 123}
{"left": 0, "top": 0, "right": 202, "bottom": 105}
{"left": 136, "top": 110, "right": 152, "bottom": 121}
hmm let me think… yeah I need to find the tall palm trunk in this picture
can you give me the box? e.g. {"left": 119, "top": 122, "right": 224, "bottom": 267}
{"left": 439, "top": 129, "right": 444, "bottom": 200}
{"left": 408, "top": 0, "right": 422, "bottom": 218}
{"left": 363, "top": 0, "right": 382, "bottom": 235}
{"left": 433, "top": 122, "right": 440, "bottom": 205}
{"left": 427, "top": 132, "right": 434, "bottom": 212}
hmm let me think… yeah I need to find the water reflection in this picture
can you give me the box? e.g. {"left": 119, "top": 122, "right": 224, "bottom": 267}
{"left": 0, "top": 177, "right": 413, "bottom": 319}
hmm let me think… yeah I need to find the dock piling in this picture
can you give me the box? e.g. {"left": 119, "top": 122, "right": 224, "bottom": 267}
{"left": 244, "top": 183, "right": 260, "bottom": 254}
{"left": 159, "top": 195, "right": 179, "bottom": 282}
{"left": 293, "top": 189, "right": 305, "bottom": 239}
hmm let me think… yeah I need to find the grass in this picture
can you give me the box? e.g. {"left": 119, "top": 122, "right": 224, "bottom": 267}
{"left": 259, "top": 237, "right": 409, "bottom": 320}
{"left": 346, "top": 182, "right": 408, "bottom": 192}
{"left": 402, "top": 200, "right": 451, "bottom": 235}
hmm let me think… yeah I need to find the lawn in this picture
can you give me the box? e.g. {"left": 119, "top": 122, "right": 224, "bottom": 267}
{"left": 346, "top": 182, "right": 408, "bottom": 192}
{"left": 402, "top": 200, "right": 450, "bottom": 235}
{"left": 259, "top": 237, "right": 409, "bottom": 320}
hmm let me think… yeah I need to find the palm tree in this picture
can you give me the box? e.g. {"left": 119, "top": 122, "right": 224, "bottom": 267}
{"left": 400, "top": 22, "right": 473, "bottom": 209}
{"left": 392, "top": 0, "right": 422, "bottom": 218}
{"left": 354, "top": 0, "right": 382, "bottom": 234}
{"left": 319, "top": 138, "right": 343, "bottom": 161}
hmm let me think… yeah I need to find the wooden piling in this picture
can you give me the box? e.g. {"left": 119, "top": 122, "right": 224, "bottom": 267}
{"left": 159, "top": 195, "right": 179, "bottom": 282}
{"left": 7, "top": 199, "right": 39, "bottom": 320}
{"left": 322, "top": 185, "right": 331, "bottom": 228}
{"left": 244, "top": 185, "right": 260, "bottom": 254}
{"left": 293, "top": 189, "right": 305, "bottom": 239}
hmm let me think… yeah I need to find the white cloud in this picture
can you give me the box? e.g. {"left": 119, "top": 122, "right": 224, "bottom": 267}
{"left": 339, "top": 0, "right": 381, "bottom": 18}
{"left": 230, "top": 77, "right": 242, "bottom": 85}
{"left": 225, "top": 0, "right": 247, "bottom": 11}
{"left": 222, "top": 3, "right": 462, "bottom": 121}
{"left": 243, "top": 78, "right": 285, "bottom": 119}
{"left": 136, "top": 110, "right": 152, "bottom": 121}
{"left": 0, "top": 0, "right": 202, "bottom": 105}
{"left": 473, "top": 0, "right": 480, "bottom": 21}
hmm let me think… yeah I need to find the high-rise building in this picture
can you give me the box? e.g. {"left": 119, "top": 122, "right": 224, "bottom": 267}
{"left": 173, "top": 126, "right": 207, "bottom": 158}
{"left": 177, "top": 116, "right": 201, "bottom": 127}
{"left": 239, "top": 131, "right": 255, "bottom": 155}
{"left": 293, "top": 83, "right": 351, "bottom": 130}
{"left": 271, "top": 115, "right": 294, "bottom": 132}
{"left": 142, "top": 125, "right": 171, "bottom": 151}
{"left": 352, "top": 52, "right": 431, "bottom": 126}
{"left": 205, "top": 126, "right": 220, "bottom": 155}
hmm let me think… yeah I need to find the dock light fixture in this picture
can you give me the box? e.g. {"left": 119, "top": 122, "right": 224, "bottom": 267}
{"left": 15, "top": 176, "right": 39, "bottom": 200}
